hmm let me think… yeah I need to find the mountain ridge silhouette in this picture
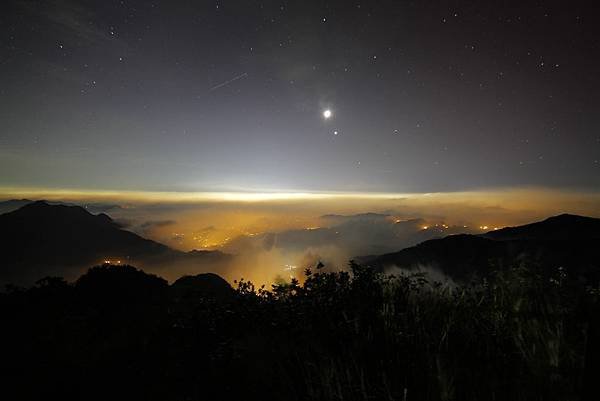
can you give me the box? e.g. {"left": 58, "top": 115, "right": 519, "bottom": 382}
{"left": 360, "top": 213, "right": 600, "bottom": 281}
{"left": 0, "top": 201, "right": 228, "bottom": 285}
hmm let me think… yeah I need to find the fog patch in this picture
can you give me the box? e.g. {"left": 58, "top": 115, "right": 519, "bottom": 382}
{"left": 385, "top": 263, "right": 457, "bottom": 289}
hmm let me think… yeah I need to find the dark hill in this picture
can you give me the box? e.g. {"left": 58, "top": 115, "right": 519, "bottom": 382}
{"left": 0, "top": 201, "right": 227, "bottom": 285}
{"left": 0, "top": 198, "right": 33, "bottom": 215}
{"left": 364, "top": 214, "right": 600, "bottom": 281}
{"left": 482, "top": 213, "right": 600, "bottom": 241}
{"left": 364, "top": 235, "right": 505, "bottom": 279}
{"left": 0, "top": 199, "right": 123, "bottom": 216}
{"left": 171, "top": 273, "right": 234, "bottom": 301}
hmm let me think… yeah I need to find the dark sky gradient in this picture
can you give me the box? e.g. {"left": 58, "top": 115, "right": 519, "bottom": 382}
{"left": 1, "top": 0, "right": 599, "bottom": 193}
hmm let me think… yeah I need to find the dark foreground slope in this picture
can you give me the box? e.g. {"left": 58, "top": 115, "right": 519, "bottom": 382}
{"left": 363, "top": 214, "right": 600, "bottom": 281}
{"left": 1, "top": 263, "right": 598, "bottom": 401}
{"left": 0, "top": 201, "right": 228, "bottom": 284}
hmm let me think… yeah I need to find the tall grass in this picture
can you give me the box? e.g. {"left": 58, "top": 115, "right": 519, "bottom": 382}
{"left": 1, "top": 262, "right": 596, "bottom": 400}
{"left": 231, "top": 262, "right": 593, "bottom": 400}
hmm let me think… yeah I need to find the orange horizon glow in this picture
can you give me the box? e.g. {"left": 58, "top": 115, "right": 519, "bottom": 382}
{"left": 1, "top": 185, "right": 599, "bottom": 205}
{"left": 2, "top": 185, "right": 599, "bottom": 285}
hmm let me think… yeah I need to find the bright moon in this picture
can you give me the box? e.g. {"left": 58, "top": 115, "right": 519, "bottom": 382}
{"left": 323, "top": 109, "right": 332, "bottom": 119}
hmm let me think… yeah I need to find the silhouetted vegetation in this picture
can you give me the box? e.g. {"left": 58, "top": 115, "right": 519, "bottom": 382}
{"left": 1, "top": 262, "right": 598, "bottom": 401}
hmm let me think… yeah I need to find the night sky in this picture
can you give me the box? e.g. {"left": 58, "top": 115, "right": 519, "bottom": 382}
{"left": 1, "top": 0, "right": 599, "bottom": 194}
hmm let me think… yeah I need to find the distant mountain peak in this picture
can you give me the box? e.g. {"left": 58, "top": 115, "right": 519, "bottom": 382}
{"left": 484, "top": 213, "right": 600, "bottom": 241}
{"left": 363, "top": 213, "right": 600, "bottom": 281}
{"left": 543, "top": 213, "right": 596, "bottom": 223}
{"left": 0, "top": 201, "right": 231, "bottom": 286}
{"left": 0, "top": 201, "right": 167, "bottom": 283}
{"left": 22, "top": 199, "right": 50, "bottom": 208}
{"left": 96, "top": 212, "right": 114, "bottom": 224}
{"left": 11, "top": 200, "right": 117, "bottom": 228}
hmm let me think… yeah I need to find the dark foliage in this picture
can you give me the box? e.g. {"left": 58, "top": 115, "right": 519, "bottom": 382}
{"left": 1, "top": 262, "right": 598, "bottom": 401}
